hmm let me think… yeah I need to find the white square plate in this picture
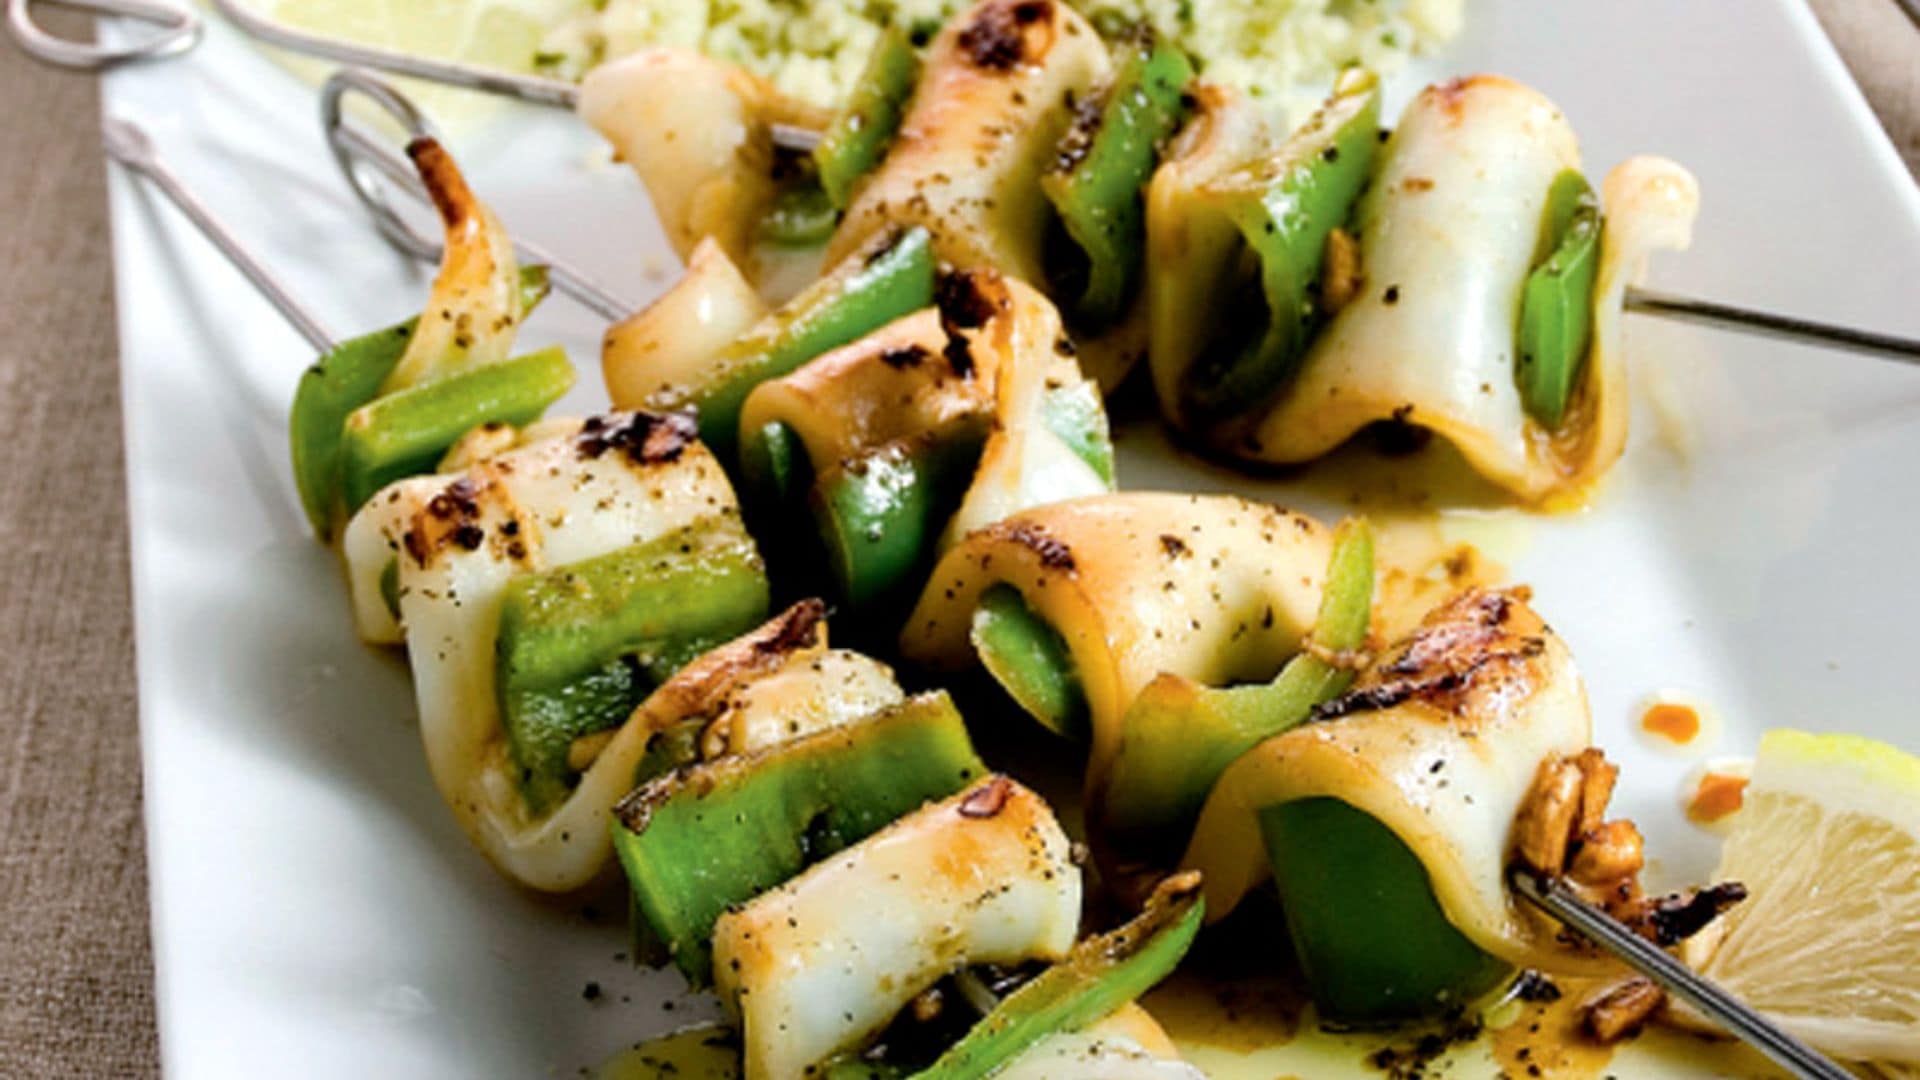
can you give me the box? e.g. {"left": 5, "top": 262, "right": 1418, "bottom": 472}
{"left": 102, "top": 2, "right": 1920, "bottom": 1075}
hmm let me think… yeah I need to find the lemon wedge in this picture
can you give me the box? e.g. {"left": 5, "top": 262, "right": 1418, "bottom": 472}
{"left": 245, "top": 0, "right": 576, "bottom": 129}
{"left": 1683, "top": 729, "right": 1920, "bottom": 1069}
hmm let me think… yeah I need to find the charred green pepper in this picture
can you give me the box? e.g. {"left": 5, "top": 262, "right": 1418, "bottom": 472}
{"left": 289, "top": 266, "right": 550, "bottom": 538}
{"left": 1261, "top": 797, "right": 1508, "bottom": 1024}
{"left": 814, "top": 24, "right": 920, "bottom": 209}
{"left": 1179, "top": 69, "right": 1379, "bottom": 428}
{"left": 496, "top": 515, "right": 770, "bottom": 813}
{"left": 1040, "top": 35, "right": 1194, "bottom": 329}
{"left": 1098, "top": 518, "right": 1373, "bottom": 859}
{"left": 611, "top": 692, "right": 985, "bottom": 986}
{"left": 1516, "top": 168, "right": 1602, "bottom": 429}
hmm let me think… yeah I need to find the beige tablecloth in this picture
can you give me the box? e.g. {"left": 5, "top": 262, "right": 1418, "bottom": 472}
{"left": 0, "top": 3, "right": 1912, "bottom": 1074}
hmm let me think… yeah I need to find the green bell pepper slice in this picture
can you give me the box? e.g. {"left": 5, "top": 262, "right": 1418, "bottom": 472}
{"left": 912, "top": 873, "right": 1202, "bottom": 1079}
{"left": 758, "top": 174, "right": 840, "bottom": 248}
{"left": 742, "top": 369, "right": 1110, "bottom": 619}
{"left": 814, "top": 427, "right": 986, "bottom": 615}
{"left": 289, "top": 265, "right": 550, "bottom": 538}
{"left": 496, "top": 515, "right": 770, "bottom": 813}
{"left": 337, "top": 345, "right": 576, "bottom": 514}
{"left": 1261, "top": 796, "right": 1508, "bottom": 1024}
{"left": 1516, "top": 168, "right": 1603, "bottom": 430}
{"left": 1098, "top": 518, "right": 1373, "bottom": 860}
{"left": 1039, "top": 376, "right": 1115, "bottom": 486}
{"left": 1179, "top": 69, "right": 1379, "bottom": 428}
{"left": 970, "top": 585, "right": 1088, "bottom": 741}
{"left": 1040, "top": 35, "right": 1194, "bottom": 330}
{"left": 814, "top": 23, "right": 920, "bottom": 209}
{"left": 611, "top": 691, "right": 986, "bottom": 987}
{"left": 739, "top": 420, "right": 813, "bottom": 515}
{"left": 667, "top": 226, "right": 937, "bottom": 462}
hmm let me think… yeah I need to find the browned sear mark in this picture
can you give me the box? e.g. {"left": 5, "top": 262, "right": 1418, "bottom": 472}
{"left": 1313, "top": 587, "right": 1545, "bottom": 721}
{"left": 405, "top": 476, "right": 488, "bottom": 567}
{"left": 881, "top": 344, "right": 933, "bottom": 369}
{"left": 407, "top": 136, "right": 479, "bottom": 229}
{"left": 958, "top": 776, "right": 1013, "bottom": 818}
{"left": 934, "top": 269, "right": 1008, "bottom": 376}
{"left": 756, "top": 598, "right": 826, "bottom": 657}
{"left": 994, "top": 520, "right": 1076, "bottom": 572}
{"left": 576, "top": 410, "right": 698, "bottom": 465}
{"left": 957, "top": 0, "right": 1054, "bottom": 71}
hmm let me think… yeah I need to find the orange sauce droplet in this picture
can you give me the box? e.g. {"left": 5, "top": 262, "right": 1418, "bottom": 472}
{"left": 1640, "top": 702, "right": 1701, "bottom": 745}
{"left": 1687, "top": 772, "right": 1748, "bottom": 824}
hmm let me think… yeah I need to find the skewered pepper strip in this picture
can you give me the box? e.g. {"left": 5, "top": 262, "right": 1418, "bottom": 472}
{"left": 1516, "top": 168, "right": 1603, "bottom": 429}
{"left": 337, "top": 345, "right": 576, "bottom": 514}
{"left": 757, "top": 175, "right": 840, "bottom": 248}
{"left": 289, "top": 266, "right": 550, "bottom": 538}
{"left": 1177, "top": 68, "right": 1380, "bottom": 430}
{"left": 814, "top": 430, "right": 988, "bottom": 613}
{"left": 1096, "top": 518, "right": 1373, "bottom": 860}
{"left": 653, "top": 226, "right": 937, "bottom": 460}
{"left": 1040, "top": 34, "right": 1193, "bottom": 330}
{"left": 1182, "top": 588, "right": 1609, "bottom": 1024}
{"left": 739, "top": 276, "right": 1112, "bottom": 618}
{"left": 495, "top": 515, "right": 771, "bottom": 813}
{"left": 910, "top": 872, "right": 1202, "bottom": 1079}
{"left": 714, "top": 775, "right": 1080, "bottom": 1080}
{"left": 611, "top": 692, "right": 986, "bottom": 986}
{"left": 1261, "top": 797, "right": 1508, "bottom": 1024}
{"left": 814, "top": 23, "right": 921, "bottom": 208}
{"left": 970, "top": 584, "right": 1087, "bottom": 740}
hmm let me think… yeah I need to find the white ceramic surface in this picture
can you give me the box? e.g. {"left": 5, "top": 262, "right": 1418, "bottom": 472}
{"left": 99, "top": 3, "right": 1920, "bottom": 1076}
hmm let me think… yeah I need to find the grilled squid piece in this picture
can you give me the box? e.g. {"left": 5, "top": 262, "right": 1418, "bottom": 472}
{"left": 901, "top": 493, "right": 1330, "bottom": 785}
{"left": 939, "top": 274, "right": 1112, "bottom": 547}
{"left": 382, "top": 138, "right": 524, "bottom": 390}
{"left": 824, "top": 0, "right": 1155, "bottom": 389}
{"left": 826, "top": 0, "right": 1106, "bottom": 290}
{"left": 337, "top": 413, "right": 775, "bottom": 890}
{"left": 602, "top": 237, "right": 770, "bottom": 415}
{"left": 1153, "top": 75, "right": 1699, "bottom": 502}
{"left": 288, "top": 137, "right": 569, "bottom": 540}
{"left": 578, "top": 49, "right": 828, "bottom": 287}
{"left": 738, "top": 270, "right": 1111, "bottom": 614}
{"left": 711, "top": 776, "right": 1081, "bottom": 1080}
{"left": 1182, "top": 587, "right": 1608, "bottom": 1021}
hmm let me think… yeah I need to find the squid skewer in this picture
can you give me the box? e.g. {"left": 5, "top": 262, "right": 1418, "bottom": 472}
{"left": 241, "top": 0, "right": 1919, "bottom": 373}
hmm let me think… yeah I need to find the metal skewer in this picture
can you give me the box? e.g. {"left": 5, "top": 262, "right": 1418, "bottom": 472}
{"left": 103, "top": 116, "right": 337, "bottom": 351}
{"left": 6, "top": 0, "right": 201, "bottom": 71}
{"left": 1508, "top": 869, "right": 1853, "bottom": 1080}
{"left": 1627, "top": 287, "right": 1920, "bottom": 365}
{"left": 319, "top": 68, "right": 636, "bottom": 323}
